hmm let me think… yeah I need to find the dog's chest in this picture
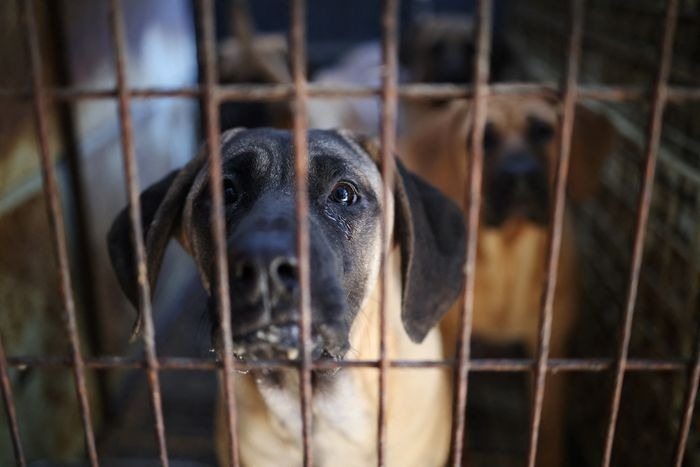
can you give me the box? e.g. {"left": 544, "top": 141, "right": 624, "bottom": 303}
{"left": 239, "top": 371, "right": 376, "bottom": 466}
{"left": 473, "top": 225, "right": 548, "bottom": 339}
{"left": 471, "top": 219, "right": 576, "bottom": 343}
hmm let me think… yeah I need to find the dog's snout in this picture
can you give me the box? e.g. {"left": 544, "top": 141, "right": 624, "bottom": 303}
{"left": 230, "top": 251, "right": 298, "bottom": 301}
{"left": 269, "top": 256, "right": 298, "bottom": 294}
{"left": 498, "top": 151, "right": 541, "bottom": 177}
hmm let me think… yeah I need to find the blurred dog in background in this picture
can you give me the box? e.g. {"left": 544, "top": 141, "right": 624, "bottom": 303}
{"left": 400, "top": 95, "right": 614, "bottom": 466}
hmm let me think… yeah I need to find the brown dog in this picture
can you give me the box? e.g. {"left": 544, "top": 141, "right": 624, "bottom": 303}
{"left": 399, "top": 96, "right": 614, "bottom": 466}
{"left": 108, "top": 128, "right": 466, "bottom": 466}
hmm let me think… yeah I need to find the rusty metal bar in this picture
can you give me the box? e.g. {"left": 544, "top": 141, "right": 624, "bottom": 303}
{"left": 527, "top": 1, "right": 585, "bottom": 466}
{"left": 2, "top": 83, "right": 700, "bottom": 103}
{"left": 378, "top": 1, "right": 400, "bottom": 465}
{"left": 450, "top": 0, "right": 492, "bottom": 465}
{"left": 198, "top": 0, "right": 241, "bottom": 465}
{"left": 289, "top": 0, "right": 313, "bottom": 465}
{"left": 47, "top": 0, "right": 110, "bottom": 421}
{"left": 671, "top": 206, "right": 700, "bottom": 467}
{"left": 6, "top": 355, "right": 693, "bottom": 372}
{"left": 0, "top": 332, "right": 26, "bottom": 467}
{"left": 20, "top": 1, "right": 100, "bottom": 465}
{"left": 108, "top": 1, "right": 169, "bottom": 464}
{"left": 600, "top": 1, "right": 679, "bottom": 466}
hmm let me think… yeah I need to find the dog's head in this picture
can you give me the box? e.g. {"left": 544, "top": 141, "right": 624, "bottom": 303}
{"left": 477, "top": 97, "right": 558, "bottom": 227}
{"left": 108, "top": 128, "right": 465, "bottom": 366}
{"left": 467, "top": 96, "right": 614, "bottom": 228}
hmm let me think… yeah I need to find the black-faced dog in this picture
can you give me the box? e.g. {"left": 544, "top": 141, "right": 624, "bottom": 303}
{"left": 107, "top": 128, "right": 466, "bottom": 466}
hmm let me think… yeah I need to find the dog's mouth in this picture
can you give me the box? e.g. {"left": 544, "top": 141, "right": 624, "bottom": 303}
{"left": 225, "top": 319, "right": 349, "bottom": 370}
{"left": 485, "top": 175, "right": 549, "bottom": 227}
{"left": 233, "top": 321, "right": 301, "bottom": 358}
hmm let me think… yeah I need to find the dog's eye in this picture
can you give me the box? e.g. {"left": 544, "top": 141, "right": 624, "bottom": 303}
{"left": 329, "top": 181, "right": 358, "bottom": 206}
{"left": 528, "top": 118, "right": 554, "bottom": 145}
{"left": 223, "top": 178, "right": 239, "bottom": 204}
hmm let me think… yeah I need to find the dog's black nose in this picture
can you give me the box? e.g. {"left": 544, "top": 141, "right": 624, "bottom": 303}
{"left": 228, "top": 230, "right": 299, "bottom": 304}
{"left": 230, "top": 253, "right": 298, "bottom": 300}
{"left": 499, "top": 150, "right": 541, "bottom": 178}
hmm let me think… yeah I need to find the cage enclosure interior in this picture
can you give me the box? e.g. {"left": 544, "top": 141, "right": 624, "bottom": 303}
{"left": 0, "top": 0, "right": 699, "bottom": 466}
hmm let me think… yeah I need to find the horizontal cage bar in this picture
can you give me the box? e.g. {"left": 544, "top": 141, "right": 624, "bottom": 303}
{"left": 0, "top": 83, "right": 699, "bottom": 102}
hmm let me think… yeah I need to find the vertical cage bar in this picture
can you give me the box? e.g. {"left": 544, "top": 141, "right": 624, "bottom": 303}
{"left": 600, "top": 1, "right": 679, "bottom": 466}
{"left": 290, "top": 0, "right": 313, "bottom": 465}
{"left": 450, "top": 0, "right": 492, "bottom": 465}
{"left": 47, "top": 0, "right": 110, "bottom": 420}
{"left": 672, "top": 210, "right": 700, "bottom": 467}
{"left": 107, "top": 1, "right": 169, "bottom": 465}
{"left": 378, "top": 0, "right": 399, "bottom": 465}
{"left": 20, "top": 1, "right": 99, "bottom": 465}
{"left": 0, "top": 332, "right": 26, "bottom": 467}
{"left": 198, "top": 0, "right": 241, "bottom": 465}
{"left": 526, "top": 1, "right": 585, "bottom": 466}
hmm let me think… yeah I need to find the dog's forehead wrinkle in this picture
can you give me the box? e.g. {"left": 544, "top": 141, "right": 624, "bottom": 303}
{"left": 309, "top": 133, "right": 378, "bottom": 169}
{"left": 222, "top": 145, "right": 275, "bottom": 178}
{"left": 220, "top": 129, "right": 388, "bottom": 192}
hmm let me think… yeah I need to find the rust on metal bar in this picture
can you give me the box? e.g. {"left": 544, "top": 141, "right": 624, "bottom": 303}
{"left": 2, "top": 83, "right": 700, "bottom": 103}
{"left": 198, "top": 0, "right": 241, "bottom": 465}
{"left": 378, "top": 0, "right": 400, "bottom": 465}
{"left": 600, "top": 1, "right": 679, "bottom": 466}
{"left": 6, "top": 355, "right": 693, "bottom": 372}
{"left": 526, "top": 1, "right": 585, "bottom": 466}
{"left": 450, "top": 0, "right": 492, "bottom": 465}
{"left": 671, "top": 208, "right": 700, "bottom": 467}
{"left": 46, "top": 0, "right": 111, "bottom": 421}
{"left": 0, "top": 332, "right": 26, "bottom": 467}
{"left": 108, "top": 1, "right": 169, "bottom": 464}
{"left": 289, "top": 0, "right": 313, "bottom": 465}
{"left": 20, "top": 1, "right": 100, "bottom": 465}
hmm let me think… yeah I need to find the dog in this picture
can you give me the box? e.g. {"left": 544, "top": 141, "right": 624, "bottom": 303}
{"left": 399, "top": 96, "right": 614, "bottom": 466}
{"left": 107, "top": 128, "right": 466, "bottom": 466}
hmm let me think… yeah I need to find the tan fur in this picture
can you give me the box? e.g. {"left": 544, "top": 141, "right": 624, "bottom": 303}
{"left": 217, "top": 246, "right": 451, "bottom": 467}
{"left": 400, "top": 96, "right": 612, "bottom": 467}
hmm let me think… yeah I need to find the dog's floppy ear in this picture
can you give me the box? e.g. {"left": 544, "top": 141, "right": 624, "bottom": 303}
{"left": 107, "top": 128, "right": 243, "bottom": 333}
{"left": 107, "top": 152, "right": 205, "bottom": 333}
{"left": 394, "top": 161, "right": 466, "bottom": 342}
{"left": 108, "top": 169, "right": 180, "bottom": 308}
{"left": 568, "top": 105, "right": 615, "bottom": 201}
{"left": 342, "top": 131, "right": 467, "bottom": 343}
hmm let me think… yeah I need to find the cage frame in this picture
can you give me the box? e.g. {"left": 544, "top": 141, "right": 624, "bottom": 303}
{"left": 1, "top": 0, "right": 699, "bottom": 466}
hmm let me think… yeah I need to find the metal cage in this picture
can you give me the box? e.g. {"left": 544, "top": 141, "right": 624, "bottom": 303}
{"left": 0, "top": 0, "right": 699, "bottom": 466}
